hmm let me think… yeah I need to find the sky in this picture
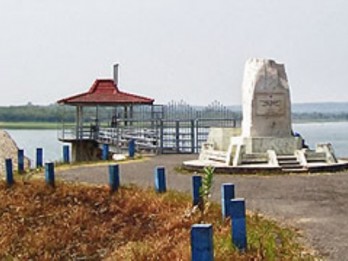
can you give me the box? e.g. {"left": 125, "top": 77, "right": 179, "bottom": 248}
{"left": 1, "top": 0, "right": 348, "bottom": 106}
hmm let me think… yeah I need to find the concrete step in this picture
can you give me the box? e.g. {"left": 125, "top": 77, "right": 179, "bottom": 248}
{"left": 278, "top": 160, "right": 299, "bottom": 165}
{"left": 207, "top": 155, "right": 227, "bottom": 163}
{"left": 278, "top": 154, "right": 304, "bottom": 171}
{"left": 281, "top": 164, "right": 303, "bottom": 169}
{"left": 241, "top": 160, "right": 268, "bottom": 165}
{"left": 282, "top": 168, "right": 307, "bottom": 173}
{"left": 277, "top": 155, "right": 304, "bottom": 171}
{"left": 201, "top": 149, "right": 227, "bottom": 163}
{"left": 242, "top": 153, "right": 268, "bottom": 165}
{"left": 277, "top": 156, "right": 297, "bottom": 161}
{"left": 307, "top": 159, "right": 327, "bottom": 163}
{"left": 243, "top": 154, "right": 268, "bottom": 160}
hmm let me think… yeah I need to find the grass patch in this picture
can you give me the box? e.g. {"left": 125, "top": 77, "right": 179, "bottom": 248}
{"left": 175, "top": 165, "right": 290, "bottom": 176}
{"left": 0, "top": 121, "right": 59, "bottom": 129}
{"left": 0, "top": 179, "right": 316, "bottom": 260}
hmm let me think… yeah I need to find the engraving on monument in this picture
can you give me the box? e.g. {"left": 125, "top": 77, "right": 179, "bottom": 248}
{"left": 256, "top": 93, "right": 285, "bottom": 116}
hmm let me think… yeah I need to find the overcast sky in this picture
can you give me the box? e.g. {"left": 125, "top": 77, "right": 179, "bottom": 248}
{"left": 1, "top": 0, "right": 347, "bottom": 106}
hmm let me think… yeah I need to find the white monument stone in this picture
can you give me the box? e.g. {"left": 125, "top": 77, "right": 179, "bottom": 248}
{"left": 242, "top": 58, "right": 291, "bottom": 138}
{"left": 236, "top": 58, "right": 302, "bottom": 155}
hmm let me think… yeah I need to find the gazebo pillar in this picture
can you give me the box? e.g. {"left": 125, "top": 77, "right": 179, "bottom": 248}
{"left": 124, "top": 105, "right": 128, "bottom": 126}
{"left": 129, "top": 105, "right": 134, "bottom": 126}
{"left": 151, "top": 105, "right": 155, "bottom": 128}
{"left": 76, "top": 106, "right": 84, "bottom": 139}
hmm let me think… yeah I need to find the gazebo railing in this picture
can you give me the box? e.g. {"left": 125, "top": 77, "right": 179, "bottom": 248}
{"left": 97, "top": 127, "right": 158, "bottom": 153}
{"left": 58, "top": 117, "right": 241, "bottom": 154}
{"left": 58, "top": 124, "right": 94, "bottom": 141}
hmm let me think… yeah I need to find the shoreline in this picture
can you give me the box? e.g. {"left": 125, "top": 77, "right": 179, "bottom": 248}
{"left": 0, "top": 122, "right": 60, "bottom": 130}
{"left": 2, "top": 119, "right": 348, "bottom": 130}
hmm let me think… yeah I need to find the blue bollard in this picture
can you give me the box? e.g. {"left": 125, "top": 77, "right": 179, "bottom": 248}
{"left": 191, "top": 224, "right": 214, "bottom": 261}
{"left": 18, "top": 149, "right": 24, "bottom": 174}
{"left": 63, "top": 145, "right": 70, "bottom": 163}
{"left": 230, "top": 198, "right": 247, "bottom": 251}
{"left": 102, "top": 144, "right": 109, "bottom": 160}
{"left": 36, "top": 148, "right": 43, "bottom": 168}
{"left": 5, "top": 158, "right": 14, "bottom": 186}
{"left": 154, "top": 166, "right": 166, "bottom": 193}
{"left": 192, "top": 175, "right": 202, "bottom": 206}
{"left": 45, "top": 162, "right": 55, "bottom": 187}
{"left": 128, "top": 139, "right": 135, "bottom": 158}
{"left": 109, "top": 164, "right": 120, "bottom": 192}
{"left": 221, "top": 183, "right": 235, "bottom": 219}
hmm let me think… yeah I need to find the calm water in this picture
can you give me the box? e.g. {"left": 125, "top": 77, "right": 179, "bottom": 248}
{"left": 293, "top": 122, "right": 348, "bottom": 157}
{"left": 5, "top": 129, "right": 67, "bottom": 167}
{"left": 5, "top": 121, "right": 348, "bottom": 165}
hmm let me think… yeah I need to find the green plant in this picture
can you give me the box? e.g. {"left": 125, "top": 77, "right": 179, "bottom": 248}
{"left": 198, "top": 165, "right": 214, "bottom": 222}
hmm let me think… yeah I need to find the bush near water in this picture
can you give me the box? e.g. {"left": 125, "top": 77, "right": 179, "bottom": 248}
{"left": 0, "top": 179, "right": 315, "bottom": 260}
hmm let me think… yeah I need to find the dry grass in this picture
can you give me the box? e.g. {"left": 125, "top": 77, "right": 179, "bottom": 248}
{"left": 0, "top": 180, "right": 315, "bottom": 260}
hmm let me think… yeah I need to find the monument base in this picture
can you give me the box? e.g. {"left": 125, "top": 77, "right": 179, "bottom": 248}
{"left": 205, "top": 127, "right": 241, "bottom": 151}
{"left": 243, "top": 136, "right": 303, "bottom": 155}
{"left": 182, "top": 158, "right": 348, "bottom": 174}
{"left": 193, "top": 126, "right": 343, "bottom": 173}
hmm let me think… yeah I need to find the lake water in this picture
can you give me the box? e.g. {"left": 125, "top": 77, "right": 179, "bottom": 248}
{"left": 293, "top": 122, "right": 348, "bottom": 158}
{"left": 5, "top": 121, "right": 348, "bottom": 165}
{"left": 5, "top": 129, "right": 68, "bottom": 166}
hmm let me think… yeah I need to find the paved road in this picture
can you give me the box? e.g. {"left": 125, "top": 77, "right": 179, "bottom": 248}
{"left": 58, "top": 154, "right": 348, "bottom": 261}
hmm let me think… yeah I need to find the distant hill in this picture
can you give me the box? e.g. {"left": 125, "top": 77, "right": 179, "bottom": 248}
{"left": 224, "top": 102, "right": 348, "bottom": 114}
{"left": 292, "top": 102, "right": 348, "bottom": 114}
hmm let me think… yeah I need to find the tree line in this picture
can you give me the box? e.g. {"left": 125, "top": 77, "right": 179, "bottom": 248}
{"left": 0, "top": 104, "right": 75, "bottom": 122}
{"left": 0, "top": 104, "right": 348, "bottom": 123}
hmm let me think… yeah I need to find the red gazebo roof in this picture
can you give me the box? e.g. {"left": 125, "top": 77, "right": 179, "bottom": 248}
{"left": 57, "top": 79, "right": 154, "bottom": 106}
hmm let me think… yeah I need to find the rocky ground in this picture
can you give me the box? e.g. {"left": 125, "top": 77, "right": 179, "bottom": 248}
{"left": 0, "top": 130, "right": 30, "bottom": 176}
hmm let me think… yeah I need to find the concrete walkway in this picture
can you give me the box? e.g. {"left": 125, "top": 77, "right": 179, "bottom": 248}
{"left": 58, "top": 154, "right": 348, "bottom": 260}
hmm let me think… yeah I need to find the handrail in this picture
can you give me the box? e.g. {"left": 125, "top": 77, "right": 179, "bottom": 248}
{"left": 58, "top": 117, "right": 240, "bottom": 154}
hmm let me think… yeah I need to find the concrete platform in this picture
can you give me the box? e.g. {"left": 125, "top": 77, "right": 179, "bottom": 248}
{"left": 183, "top": 159, "right": 348, "bottom": 174}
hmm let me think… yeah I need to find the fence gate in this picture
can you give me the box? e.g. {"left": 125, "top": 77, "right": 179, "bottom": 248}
{"left": 159, "top": 120, "right": 195, "bottom": 154}
{"left": 159, "top": 118, "right": 239, "bottom": 154}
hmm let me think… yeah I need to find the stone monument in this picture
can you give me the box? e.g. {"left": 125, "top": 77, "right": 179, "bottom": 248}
{"left": 187, "top": 58, "right": 344, "bottom": 172}
{"left": 242, "top": 58, "right": 291, "bottom": 138}
{"left": 237, "top": 58, "right": 302, "bottom": 155}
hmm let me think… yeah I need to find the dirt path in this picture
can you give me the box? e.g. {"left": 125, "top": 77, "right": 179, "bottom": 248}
{"left": 58, "top": 154, "right": 348, "bottom": 260}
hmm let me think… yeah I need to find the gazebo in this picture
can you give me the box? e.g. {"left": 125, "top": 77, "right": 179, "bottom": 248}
{"left": 57, "top": 64, "right": 156, "bottom": 161}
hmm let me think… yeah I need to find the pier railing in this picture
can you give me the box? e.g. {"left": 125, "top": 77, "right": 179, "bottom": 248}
{"left": 58, "top": 118, "right": 239, "bottom": 154}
